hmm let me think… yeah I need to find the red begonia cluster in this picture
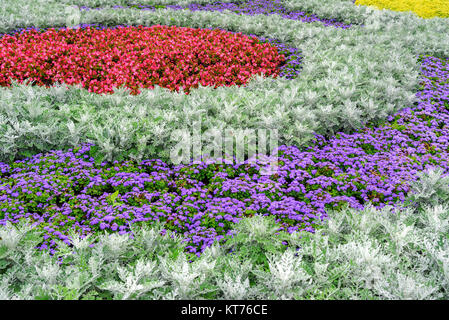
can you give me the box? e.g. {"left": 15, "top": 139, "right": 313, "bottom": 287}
{"left": 0, "top": 25, "right": 286, "bottom": 95}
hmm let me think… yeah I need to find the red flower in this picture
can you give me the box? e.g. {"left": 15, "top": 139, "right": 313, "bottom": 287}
{"left": 0, "top": 25, "right": 285, "bottom": 95}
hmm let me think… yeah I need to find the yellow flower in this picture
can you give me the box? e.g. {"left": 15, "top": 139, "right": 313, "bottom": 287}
{"left": 354, "top": 0, "right": 449, "bottom": 19}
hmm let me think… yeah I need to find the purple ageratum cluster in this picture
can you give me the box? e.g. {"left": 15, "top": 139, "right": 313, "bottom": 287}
{"left": 1, "top": 55, "right": 449, "bottom": 256}
{"left": 0, "top": 24, "right": 303, "bottom": 81}
{"left": 78, "top": 0, "right": 353, "bottom": 29}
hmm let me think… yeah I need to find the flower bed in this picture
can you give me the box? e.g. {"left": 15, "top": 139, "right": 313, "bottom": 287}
{"left": 1, "top": 0, "right": 448, "bottom": 255}
{"left": 1, "top": 0, "right": 449, "bottom": 300}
